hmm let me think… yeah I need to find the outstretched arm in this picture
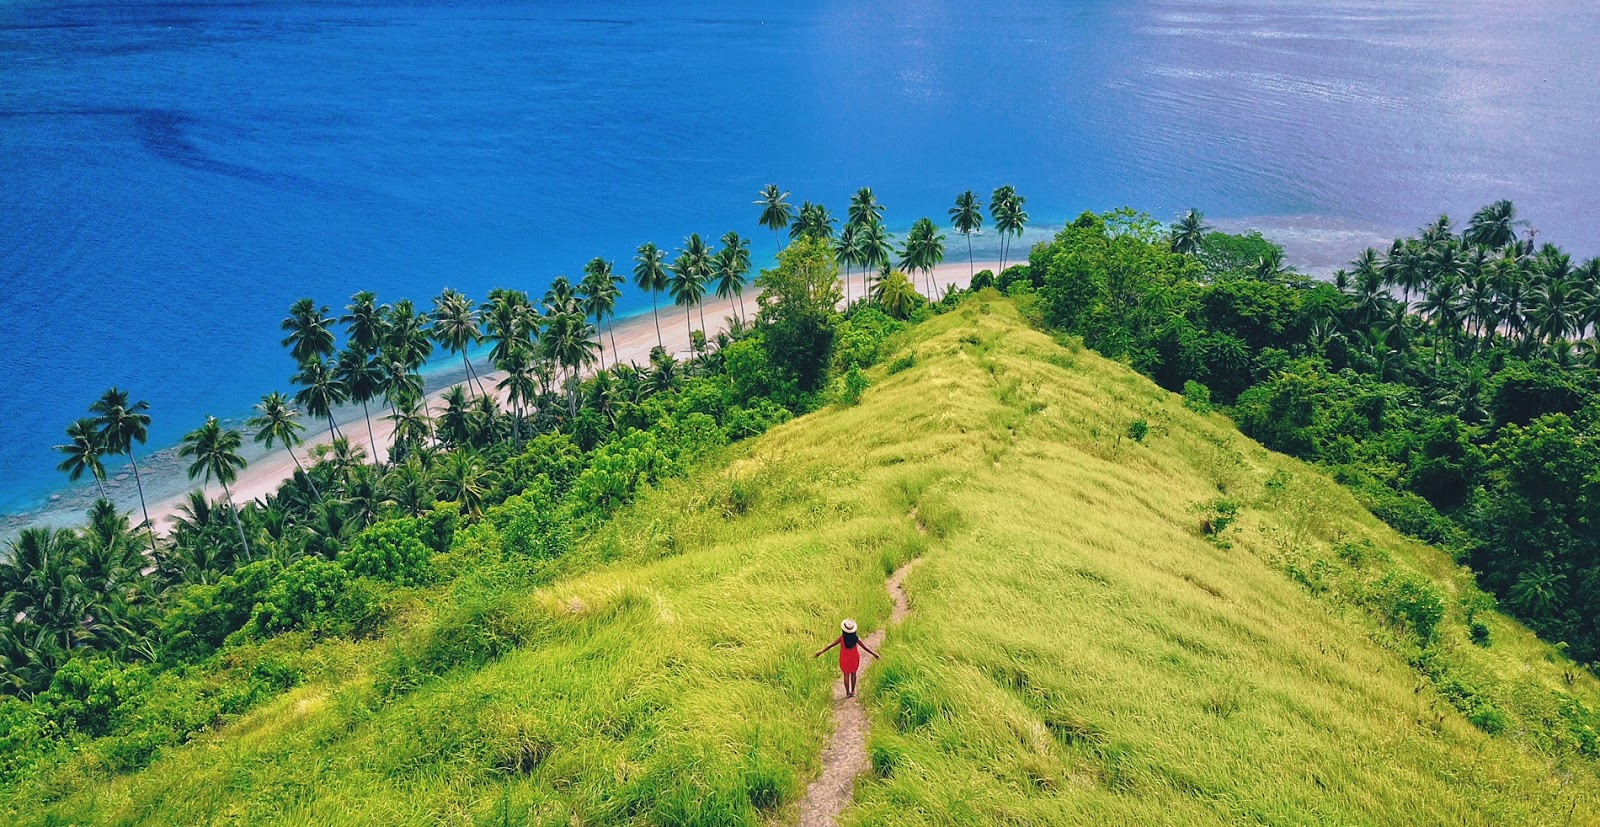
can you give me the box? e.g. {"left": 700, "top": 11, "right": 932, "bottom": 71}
{"left": 859, "top": 642, "right": 880, "bottom": 659}
{"left": 814, "top": 636, "right": 842, "bottom": 658}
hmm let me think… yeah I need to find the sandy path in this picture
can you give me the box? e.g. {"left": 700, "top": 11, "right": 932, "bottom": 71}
{"left": 798, "top": 530, "right": 925, "bottom": 827}
{"left": 145, "top": 260, "right": 998, "bottom": 532}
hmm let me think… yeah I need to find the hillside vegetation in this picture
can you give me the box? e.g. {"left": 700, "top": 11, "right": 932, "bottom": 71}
{"left": 12, "top": 295, "right": 1600, "bottom": 825}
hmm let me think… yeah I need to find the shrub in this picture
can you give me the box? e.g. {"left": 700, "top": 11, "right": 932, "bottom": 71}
{"left": 969, "top": 269, "right": 996, "bottom": 290}
{"left": 1182, "top": 380, "right": 1213, "bottom": 413}
{"left": 160, "top": 559, "right": 283, "bottom": 661}
{"left": 842, "top": 366, "right": 870, "bottom": 406}
{"left": 341, "top": 519, "right": 434, "bottom": 586}
{"left": 1195, "top": 497, "right": 1241, "bottom": 546}
{"left": 1470, "top": 620, "right": 1493, "bottom": 647}
{"left": 886, "top": 350, "right": 917, "bottom": 375}
{"left": 1128, "top": 418, "right": 1149, "bottom": 442}
{"left": 569, "top": 430, "right": 671, "bottom": 517}
{"left": 725, "top": 398, "right": 793, "bottom": 440}
{"left": 490, "top": 488, "right": 573, "bottom": 560}
{"left": 1369, "top": 572, "right": 1446, "bottom": 644}
{"left": 250, "top": 558, "right": 383, "bottom": 638}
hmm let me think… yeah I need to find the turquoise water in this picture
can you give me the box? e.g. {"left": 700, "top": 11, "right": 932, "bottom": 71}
{"left": 2, "top": 0, "right": 1598, "bottom": 521}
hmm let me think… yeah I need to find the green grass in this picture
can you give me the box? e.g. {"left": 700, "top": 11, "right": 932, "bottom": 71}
{"left": 12, "top": 295, "right": 1600, "bottom": 825}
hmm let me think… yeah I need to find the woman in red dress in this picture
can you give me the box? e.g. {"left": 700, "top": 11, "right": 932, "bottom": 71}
{"left": 814, "top": 618, "right": 879, "bottom": 698}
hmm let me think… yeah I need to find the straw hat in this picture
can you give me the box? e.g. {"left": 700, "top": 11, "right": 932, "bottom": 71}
{"left": 841, "top": 618, "right": 858, "bottom": 633}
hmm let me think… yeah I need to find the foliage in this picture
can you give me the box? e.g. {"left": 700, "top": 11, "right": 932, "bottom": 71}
{"left": 340, "top": 519, "right": 434, "bottom": 587}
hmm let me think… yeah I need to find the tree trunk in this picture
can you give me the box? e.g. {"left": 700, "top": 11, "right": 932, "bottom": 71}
{"left": 127, "top": 451, "right": 157, "bottom": 557}
{"left": 361, "top": 400, "right": 380, "bottom": 466}
{"left": 289, "top": 448, "right": 322, "bottom": 502}
{"left": 652, "top": 295, "right": 664, "bottom": 350}
{"left": 92, "top": 472, "right": 107, "bottom": 500}
{"left": 967, "top": 233, "right": 975, "bottom": 282}
{"left": 463, "top": 353, "right": 490, "bottom": 399}
{"left": 685, "top": 306, "right": 693, "bottom": 356}
{"left": 222, "top": 481, "right": 251, "bottom": 561}
{"left": 607, "top": 316, "right": 621, "bottom": 365}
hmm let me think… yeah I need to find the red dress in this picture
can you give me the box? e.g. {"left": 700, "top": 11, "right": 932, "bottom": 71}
{"left": 839, "top": 637, "right": 861, "bottom": 674}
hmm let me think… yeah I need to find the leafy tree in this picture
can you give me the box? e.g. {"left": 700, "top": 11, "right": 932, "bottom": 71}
{"left": 714, "top": 231, "right": 753, "bottom": 324}
{"left": 280, "top": 298, "right": 336, "bottom": 365}
{"left": 431, "top": 289, "right": 488, "bottom": 397}
{"left": 249, "top": 392, "right": 319, "bottom": 502}
{"left": 1170, "top": 209, "right": 1210, "bottom": 256}
{"left": 291, "top": 356, "right": 348, "bottom": 439}
{"left": 755, "top": 237, "right": 843, "bottom": 392}
{"left": 990, "top": 185, "right": 1029, "bottom": 273}
{"left": 898, "top": 217, "right": 947, "bottom": 298}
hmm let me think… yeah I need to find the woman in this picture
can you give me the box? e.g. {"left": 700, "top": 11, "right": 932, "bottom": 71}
{"left": 814, "top": 618, "right": 879, "bottom": 698}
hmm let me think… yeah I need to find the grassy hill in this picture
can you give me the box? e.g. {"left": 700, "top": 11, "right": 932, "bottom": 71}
{"left": 14, "top": 295, "right": 1600, "bottom": 825}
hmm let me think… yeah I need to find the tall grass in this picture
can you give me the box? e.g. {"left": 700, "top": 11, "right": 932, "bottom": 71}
{"left": 14, "top": 295, "right": 1600, "bottom": 825}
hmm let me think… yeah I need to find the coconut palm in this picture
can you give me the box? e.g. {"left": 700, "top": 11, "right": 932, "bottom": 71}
{"left": 848, "top": 187, "right": 885, "bottom": 229}
{"left": 1465, "top": 200, "right": 1527, "bottom": 250}
{"left": 388, "top": 401, "right": 435, "bottom": 460}
{"left": 899, "top": 217, "right": 947, "bottom": 298}
{"left": 1170, "top": 209, "right": 1210, "bottom": 256}
{"left": 834, "top": 222, "right": 864, "bottom": 307}
{"left": 872, "top": 270, "right": 921, "bottom": 320}
{"left": 949, "top": 190, "right": 984, "bottom": 280}
{"left": 281, "top": 298, "right": 337, "bottom": 365}
{"left": 634, "top": 242, "right": 671, "bottom": 350}
{"left": 178, "top": 416, "right": 251, "bottom": 560}
{"left": 55, "top": 418, "right": 108, "bottom": 499}
{"left": 291, "top": 356, "right": 348, "bottom": 438}
{"left": 756, "top": 184, "right": 795, "bottom": 250}
{"left": 671, "top": 235, "right": 713, "bottom": 344}
{"left": 581, "top": 258, "right": 624, "bottom": 368}
{"left": 542, "top": 310, "right": 600, "bottom": 416}
{"left": 858, "top": 219, "right": 893, "bottom": 284}
{"left": 432, "top": 289, "right": 488, "bottom": 398}
{"left": 435, "top": 447, "right": 489, "bottom": 517}
{"left": 336, "top": 347, "right": 384, "bottom": 462}
{"left": 496, "top": 344, "right": 538, "bottom": 444}
{"left": 249, "top": 391, "right": 320, "bottom": 502}
{"left": 383, "top": 299, "right": 434, "bottom": 371}
{"left": 790, "top": 201, "right": 837, "bottom": 243}
{"left": 714, "top": 231, "right": 753, "bottom": 324}
{"left": 90, "top": 388, "right": 156, "bottom": 556}
{"left": 342, "top": 291, "right": 387, "bottom": 355}
{"left": 990, "top": 185, "right": 1029, "bottom": 274}
{"left": 483, "top": 288, "right": 542, "bottom": 371}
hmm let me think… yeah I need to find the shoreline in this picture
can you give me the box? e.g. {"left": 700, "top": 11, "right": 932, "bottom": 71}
{"left": 3, "top": 259, "right": 1001, "bottom": 540}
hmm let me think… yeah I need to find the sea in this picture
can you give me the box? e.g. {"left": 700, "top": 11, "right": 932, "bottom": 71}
{"left": 2, "top": 0, "right": 1597, "bottom": 529}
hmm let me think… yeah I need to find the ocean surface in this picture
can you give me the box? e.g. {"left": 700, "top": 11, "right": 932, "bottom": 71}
{"left": 2, "top": 0, "right": 1598, "bottom": 525}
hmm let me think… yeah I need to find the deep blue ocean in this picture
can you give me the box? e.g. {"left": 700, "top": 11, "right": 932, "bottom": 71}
{"left": 2, "top": 0, "right": 1598, "bottom": 523}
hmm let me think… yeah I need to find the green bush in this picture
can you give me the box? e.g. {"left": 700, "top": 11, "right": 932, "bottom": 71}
{"left": 160, "top": 559, "right": 282, "bottom": 661}
{"left": 569, "top": 430, "right": 671, "bottom": 518}
{"left": 489, "top": 488, "right": 573, "bottom": 560}
{"left": 250, "top": 558, "right": 383, "bottom": 638}
{"left": 1182, "top": 380, "right": 1213, "bottom": 413}
{"left": 1128, "top": 418, "right": 1149, "bottom": 442}
{"left": 341, "top": 519, "right": 434, "bottom": 586}
{"left": 725, "top": 398, "right": 793, "bottom": 440}
{"left": 1369, "top": 572, "right": 1446, "bottom": 644}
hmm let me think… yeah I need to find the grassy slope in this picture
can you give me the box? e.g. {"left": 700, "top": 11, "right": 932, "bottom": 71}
{"left": 20, "top": 295, "right": 1600, "bottom": 825}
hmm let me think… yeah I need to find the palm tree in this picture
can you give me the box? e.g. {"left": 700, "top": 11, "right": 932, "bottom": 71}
{"left": 834, "top": 222, "right": 864, "bottom": 307}
{"left": 756, "top": 184, "right": 795, "bottom": 250}
{"left": 1170, "top": 209, "right": 1210, "bottom": 256}
{"left": 496, "top": 344, "right": 538, "bottom": 444}
{"left": 383, "top": 299, "right": 434, "bottom": 370}
{"left": 872, "top": 270, "right": 921, "bottom": 320}
{"left": 714, "top": 231, "right": 753, "bottom": 324}
{"left": 432, "top": 289, "right": 488, "bottom": 398}
{"left": 898, "top": 217, "right": 947, "bottom": 298}
{"left": 336, "top": 347, "right": 384, "bottom": 462}
{"left": 280, "top": 298, "right": 337, "bottom": 364}
{"left": 483, "top": 288, "right": 542, "bottom": 372}
{"left": 542, "top": 311, "right": 600, "bottom": 416}
{"left": 1530, "top": 275, "right": 1583, "bottom": 343}
{"left": 341, "top": 291, "right": 387, "bottom": 355}
{"left": 435, "top": 447, "right": 489, "bottom": 517}
{"left": 55, "top": 418, "right": 108, "bottom": 499}
{"left": 790, "top": 201, "right": 837, "bottom": 242}
{"left": 848, "top": 187, "right": 885, "bottom": 229}
{"left": 90, "top": 388, "right": 156, "bottom": 556}
{"left": 388, "top": 401, "right": 436, "bottom": 460}
{"left": 179, "top": 416, "right": 251, "bottom": 559}
{"left": 858, "top": 219, "right": 893, "bottom": 286}
{"left": 634, "top": 242, "right": 670, "bottom": 350}
{"left": 249, "top": 391, "right": 320, "bottom": 502}
{"left": 949, "top": 190, "right": 984, "bottom": 280}
{"left": 581, "top": 258, "right": 624, "bottom": 369}
{"left": 291, "top": 356, "right": 349, "bottom": 438}
{"left": 671, "top": 235, "right": 712, "bottom": 346}
{"left": 1464, "top": 200, "right": 1527, "bottom": 250}
{"left": 990, "top": 185, "right": 1029, "bottom": 273}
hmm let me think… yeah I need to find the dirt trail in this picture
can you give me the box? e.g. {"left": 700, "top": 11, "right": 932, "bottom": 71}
{"left": 797, "top": 556, "right": 922, "bottom": 827}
